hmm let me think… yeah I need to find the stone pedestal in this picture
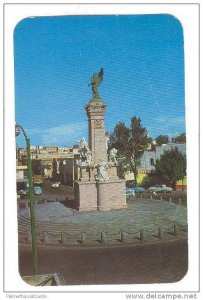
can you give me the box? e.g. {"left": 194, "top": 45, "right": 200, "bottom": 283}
{"left": 74, "top": 163, "right": 127, "bottom": 211}
{"left": 74, "top": 180, "right": 97, "bottom": 211}
{"left": 74, "top": 174, "right": 126, "bottom": 212}
{"left": 97, "top": 179, "right": 127, "bottom": 211}
{"left": 108, "top": 165, "right": 119, "bottom": 180}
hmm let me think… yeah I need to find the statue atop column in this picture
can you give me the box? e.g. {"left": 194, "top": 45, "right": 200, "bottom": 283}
{"left": 88, "top": 68, "right": 104, "bottom": 101}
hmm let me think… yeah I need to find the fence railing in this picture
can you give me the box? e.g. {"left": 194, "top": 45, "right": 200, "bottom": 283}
{"left": 128, "top": 194, "right": 185, "bottom": 205}
{"left": 19, "top": 223, "right": 188, "bottom": 246}
{"left": 18, "top": 195, "right": 187, "bottom": 246}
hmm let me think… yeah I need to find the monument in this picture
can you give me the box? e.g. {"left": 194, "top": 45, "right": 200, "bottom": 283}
{"left": 74, "top": 68, "right": 127, "bottom": 211}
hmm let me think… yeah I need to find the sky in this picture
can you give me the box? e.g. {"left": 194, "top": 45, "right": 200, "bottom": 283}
{"left": 14, "top": 14, "right": 185, "bottom": 147}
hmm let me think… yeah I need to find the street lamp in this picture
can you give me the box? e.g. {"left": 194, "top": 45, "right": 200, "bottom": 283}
{"left": 15, "top": 124, "right": 39, "bottom": 275}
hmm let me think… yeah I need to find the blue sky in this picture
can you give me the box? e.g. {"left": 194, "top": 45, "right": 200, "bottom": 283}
{"left": 14, "top": 14, "right": 185, "bottom": 147}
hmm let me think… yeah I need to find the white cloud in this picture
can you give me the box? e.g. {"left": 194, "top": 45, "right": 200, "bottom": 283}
{"left": 147, "top": 115, "right": 186, "bottom": 138}
{"left": 28, "top": 123, "right": 87, "bottom": 146}
{"left": 155, "top": 115, "right": 185, "bottom": 126}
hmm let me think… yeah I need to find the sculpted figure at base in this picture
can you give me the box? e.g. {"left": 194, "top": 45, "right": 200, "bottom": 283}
{"left": 77, "top": 138, "right": 92, "bottom": 166}
{"left": 85, "top": 149, "right": 92, "bottom": 165}
{"left": 105, "top": 134, "right": 110, "bottom": 150}
{"left": 108, "top": 148, "right": 118, "bottom": 165}
{"left": 95, "top": 161, "right": 109, "bottom": 181}
{"left": 78, "top": 138, "right": 88, "bottom": 149}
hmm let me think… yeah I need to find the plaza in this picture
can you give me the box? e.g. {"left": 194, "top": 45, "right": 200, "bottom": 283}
{"left": 18, "top": 197, "right": 187, "bottom": 246}
{"left": 18, "top": 195, "right": 188, "bottom": 284}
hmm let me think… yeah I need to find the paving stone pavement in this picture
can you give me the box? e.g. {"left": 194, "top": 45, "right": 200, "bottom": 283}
{"left": 20, "top": 198, "right": 187, "bottom": 235}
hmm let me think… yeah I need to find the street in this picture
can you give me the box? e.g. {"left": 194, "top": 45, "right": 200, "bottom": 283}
{"left": 20, "top": 180, "right": 187, "bottom": 206}
{"left": 19, "top": 238, "right": 188, "bottom": 285}
{"left": 34, "top": 180, "right": 74, "bottom": 202}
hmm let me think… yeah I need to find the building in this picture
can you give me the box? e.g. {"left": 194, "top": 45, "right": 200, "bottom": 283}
{"left": 17, "top": 145, "right": 76, "bottom": 182}
{"left": 126, "top": 143, "right": 187, "bottom": 188}
{"left": 61, "top": 145, "right": 80, "bottom": 187}
{"left": 138, "top": 143, "right": 186, "bottom": 173}
{"left": 16, "top": 165, "right": 29, "bottom": 192}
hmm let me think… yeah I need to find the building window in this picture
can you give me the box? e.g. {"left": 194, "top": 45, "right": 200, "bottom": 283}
{"left": 150, "top": 158, "right": 155, "bottom": 166}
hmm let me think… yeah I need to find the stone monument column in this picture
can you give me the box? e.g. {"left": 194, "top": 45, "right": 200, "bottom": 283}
{"left": 74, "top": 68, "right": 127, "bottom": 211}
{"left": 85, "top": 101, "right": 107, "bottom": 165}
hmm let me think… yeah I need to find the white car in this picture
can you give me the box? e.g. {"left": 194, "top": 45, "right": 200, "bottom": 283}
{"left": 148, "top": 185, "right": 173, "bottom": 193}
{"left": 17, "top": 189, "right": 28, "bottom": 199}
{"left": 160, "top": 185, "right": 173, "bottom": 192}
{"left": 126, "top": 188, "right": 135, "bottom": 197}
{"left": 51, "top": 182, "right": 60, "bottom": 188}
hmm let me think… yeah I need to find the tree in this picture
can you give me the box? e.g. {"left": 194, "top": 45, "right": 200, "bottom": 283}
{"left": 171, "top": 133, "right": 186, "bottom": 143}
{"left": 155, "top": 135, "right": 169, "bottom": 146}
{"left": 155, "top": 147, "right": 186, "bottom": 189}
{"left": 110, "top": 116, "right": 152, "bottom": 183}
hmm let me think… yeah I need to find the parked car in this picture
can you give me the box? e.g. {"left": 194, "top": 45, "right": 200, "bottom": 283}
{"left": 147, "top": 185, "right": 162, "bottom": 193}
{"left": 34, "top": 186, "right": 42, "bottom": 195}
{"left": 127, "top": 184, "right": 145, "bottom": 193}
{"left": 133, "top": 186, "right": 145, "bottom": 193}
{"left": 125, "top": 188, "right": 135, "bottom": 197}
{"left": 17, "top": 189, "right": 28, "bottom": 199}
{"left": 147, "top": 185, "right": 173, "bottom": 193}
{"left": 18, "top": 189, "right": 27, "bottom": 195}
{"left": 51, "top": 181, "right": 60, "bottom": 188}
{"left": 159, "top": 185, "right": 173, "bottom": 192}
